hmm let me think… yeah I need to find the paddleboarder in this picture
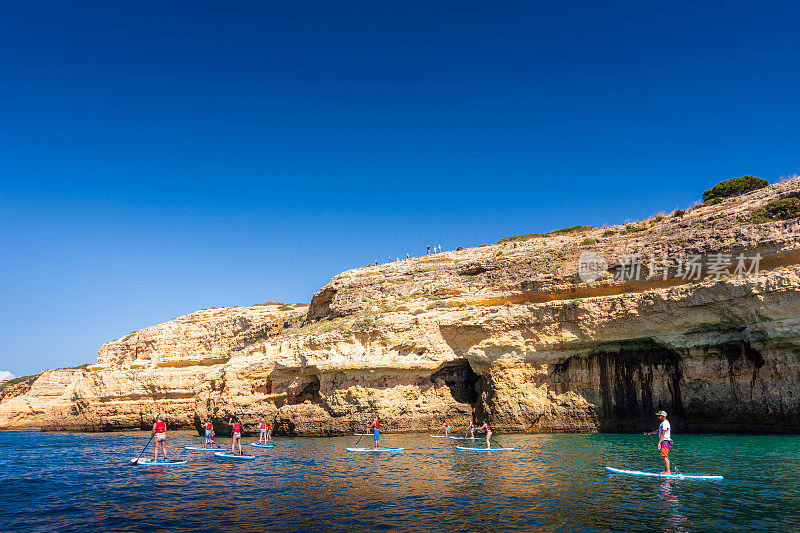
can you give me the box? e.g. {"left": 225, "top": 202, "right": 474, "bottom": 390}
{"left": 371, "top": 414, "right": 380, "bottom": 450}
{"left": 466, "top": 419, "right": 475, "bottom": 438}
{"left": 229, "top": 416, "right": 243, "bottom": 455}
{"left": 441, "top": 421, "right": 451, "bottom": 438}
{"left": 477, "top": 419, "right": 492, "bottom": 449}
{"left": 266, "top": 422, "right": 273, "bottom": 442}
{"left": 151, "top": 415, "right": 168, "bottom": 462}
{"left": 203, "top": 418, "right": 214, "bottom": 448}
{"left": 645, "top": 410, "right": 673, "bottom": 475}
{"left": 258, "top": 418, "right": 268, "bottom": 444}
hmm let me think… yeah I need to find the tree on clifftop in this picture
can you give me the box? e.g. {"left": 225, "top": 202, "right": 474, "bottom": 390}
{"left": 702, "top": 176, "right": 768, "bottom": 203}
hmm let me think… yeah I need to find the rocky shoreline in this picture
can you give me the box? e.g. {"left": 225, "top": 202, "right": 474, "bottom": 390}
{"left": 2, "top": 177, "right": 799, "bottom": 435}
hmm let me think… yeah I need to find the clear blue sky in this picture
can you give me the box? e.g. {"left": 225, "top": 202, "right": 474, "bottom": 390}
{"left": 1, "top": 1, "right": 798, "bottom": 376}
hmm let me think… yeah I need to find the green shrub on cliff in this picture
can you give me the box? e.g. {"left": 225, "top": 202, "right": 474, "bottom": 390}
{"left": 0, "top": 374, "right": 36, "bottom": 391}
{"left": 702, "top": 176, "right": 768, "bottom": 203}
{"left": 752, "top": 198, "right": 800, "bottom": 223}
{"left": 496, "top": 225, "right": 595, "bottom": 244}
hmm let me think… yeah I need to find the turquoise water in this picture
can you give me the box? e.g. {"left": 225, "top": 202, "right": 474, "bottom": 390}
{"left": 1, "top": 431, "right": 798, "bottom": 532}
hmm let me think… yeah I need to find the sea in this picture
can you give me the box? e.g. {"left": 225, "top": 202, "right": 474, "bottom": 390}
{"left": 0, "top": 430, "right": 798, "bottom": 532}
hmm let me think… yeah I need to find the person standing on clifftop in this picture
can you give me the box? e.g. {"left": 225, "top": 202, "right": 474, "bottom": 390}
{"left": 645, "top": 411, "right": 673, "bottom": 474}
{"left": 204, "top": 418, "right": 214, "bottom": 448}
{"left": 427, "top": 246, "right": 430, "bottom": 255}
{"left": 229, "top": 416, "right": 243, "bottom": 455}
{"left": 371, "top": 415, "right": 380, "bottom": 450}
{"left": 152, "top": 415, "right": 168, "bottom": 461}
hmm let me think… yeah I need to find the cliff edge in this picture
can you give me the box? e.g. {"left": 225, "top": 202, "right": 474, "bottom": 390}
{"left": 2, "top": 178, "right": 799, "bottom": 435}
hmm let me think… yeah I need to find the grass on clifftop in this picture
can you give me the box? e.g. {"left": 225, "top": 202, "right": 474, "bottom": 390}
{"left": 0, "top": 374, "right": 37, "bottom": 391}
{"left": 497, "top": 225, "right": 595, "bottom": 244}
{"left": 702, "top": 176, "right": 768, "bottom": 203}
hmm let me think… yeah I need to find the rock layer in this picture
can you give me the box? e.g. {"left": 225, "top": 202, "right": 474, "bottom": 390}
{"left": 2, "top": 179, "right": 799, "bottom": 435}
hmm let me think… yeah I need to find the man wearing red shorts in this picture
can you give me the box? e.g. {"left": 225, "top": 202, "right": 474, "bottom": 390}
{"left": 645, "top": 410, "right": 672, "bottom": 474}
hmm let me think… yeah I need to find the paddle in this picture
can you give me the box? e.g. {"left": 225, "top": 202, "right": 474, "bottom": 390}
{"left": 647, "top": 434, "right": 683, "bottom": 477}
{"left": 130, "top": 433, "right": 155, "bottom": 465}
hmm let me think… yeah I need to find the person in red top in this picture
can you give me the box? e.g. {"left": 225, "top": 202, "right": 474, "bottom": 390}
{"left": 371, "top": 414, "right": 380, "bottom": 450}
{"left": 151, "top": 415, "right": 168, "bottom": 461}
{"left": 478, "top": 419, "right": 492, "bottom": 449}
{"left": 229, "top": 416, "right": 243, "bottom": 454}
{"left": 258, "top": 418, "right": 267, "bottom": 444}
{"left": 267, "top": 423, "right": 273, "bottom": 442}
{"left": 203, "top": 418, "right": 214, "bottom": 448}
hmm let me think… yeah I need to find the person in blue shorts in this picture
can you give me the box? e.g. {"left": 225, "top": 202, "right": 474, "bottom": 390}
{"left": 371, "top": 414, "right": 380, "bottom": 449}
{"left": 203, "top": 418, "right": 214, "bottom": 448}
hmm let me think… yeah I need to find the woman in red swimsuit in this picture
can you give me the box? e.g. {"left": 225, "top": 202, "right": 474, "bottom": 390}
{"left": 151, "top": 415, "right": 168, "bottom": 461}
{"left": 229, "top": 416, "right": 243, "bottom": 455}
{"left": 478, "top": 419, "right": 492, "bottom": 449}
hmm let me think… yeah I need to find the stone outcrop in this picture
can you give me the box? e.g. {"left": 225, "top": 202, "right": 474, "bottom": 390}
{"left": 2, "top": 178, "right": 799, "bottom": 435}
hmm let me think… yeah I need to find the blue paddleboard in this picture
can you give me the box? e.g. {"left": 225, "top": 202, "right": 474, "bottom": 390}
{"left": 346, "top": 447, "right": 404, "bottom": 452}
{"left": 604, "top": 467, "right": 723, "bottom": 480}
{"left": 214, "top": 452, "right": 256, "bottom": 460}
{"left": 455, "top": 446, "right": 515, "bottom": 451}
{"left": 132, "top": 458, "right": 187, "bottom": 465}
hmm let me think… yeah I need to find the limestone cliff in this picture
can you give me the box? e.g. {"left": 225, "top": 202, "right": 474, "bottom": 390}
{"left": 2, "top": 178, "right": 799, "bottom": 435}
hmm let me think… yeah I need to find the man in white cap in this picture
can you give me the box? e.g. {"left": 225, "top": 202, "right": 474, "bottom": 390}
{"left": 645, "top": 410, "right": 672, "bottom": 474}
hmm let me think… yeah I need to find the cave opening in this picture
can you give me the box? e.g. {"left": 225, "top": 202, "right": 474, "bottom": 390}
{"left": 295, "top": 375, "right": 321, "bottom": 404}
{"left": 554, "top": 338, "right": 685, "bottom": 432}
{"left": 430, "top": 360, "right": 480, "bottom": 405}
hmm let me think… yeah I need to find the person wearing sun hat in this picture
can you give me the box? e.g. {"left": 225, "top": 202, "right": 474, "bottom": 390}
{"left": 645, "top": 410, "right": 672, "bottom": 474}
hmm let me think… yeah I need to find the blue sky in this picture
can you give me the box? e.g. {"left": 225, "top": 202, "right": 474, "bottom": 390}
{"left": 1, "top": 1, "right": 799, "bottom": 376}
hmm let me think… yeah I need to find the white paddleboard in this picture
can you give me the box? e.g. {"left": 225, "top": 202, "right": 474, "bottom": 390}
{"left": 214, "top": 452, "right": 256, "bottom": 460}
{"left": 449, "top": 436, "right": 477, "bottom": 440}
{"left": 131, "top": 458, "right": 187, "bottom": 465}
{"left": 184, "top": 446, "right": 227, "bottom": 451}
{"left": 455, "top": 446, "right": 515, "bottom": 451}
{"left": 354, "top": 433, "right": 373, "bottom": 436}
{"left": 249, "top": 443, "right": 275, "bottom": 448}
{"left": 429, "top": 435, "right": 448, "bottom": 438}
{"left": 346, "top": 447, "right": 404, "bottom": 452}
{"left": 604, "top": 466, "right": 723, "bottom": 480}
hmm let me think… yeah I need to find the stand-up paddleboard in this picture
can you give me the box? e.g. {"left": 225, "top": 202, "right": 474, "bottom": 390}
{"left": 185, "top": 446, "right": 227, "bottom": 451}
{"left": 604, "top": 467, "right": 723, "bottom": 480}
{"left": 346, "top": 447, "right": 404, "bottom": 453}
{"left": 249, "top": 443, "right": 275, "bottom": 448}
{"left": 214, "top": 452, "right": 256, "bottom": 460}
{"left": 449, "top": 436, "right": 476, "bottom": 440}
{"left": 354, "top": 433, "right": 373, "bottom": 436}
{"left": 131, "top": 458, "right": 188, "bottom": 465}
{"left": 429, "top": 435, "right": 448, "bottom": 438}
{"left": 455, "top": 446, "right": 515, "bottom": 451}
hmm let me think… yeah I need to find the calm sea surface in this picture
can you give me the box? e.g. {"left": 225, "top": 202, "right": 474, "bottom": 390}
{"left": 0, "top": 431, "right": 797, "bottom": 532}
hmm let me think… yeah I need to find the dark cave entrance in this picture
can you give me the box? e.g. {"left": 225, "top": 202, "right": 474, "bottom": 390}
{"left": 554, "top": 338, "right": 685, "bottom": 432}
{"left": 295, "top": 375, "right": 321, "bottom": 404}
{"left": 431, "top": 360, "right": 480, "bottom": 406}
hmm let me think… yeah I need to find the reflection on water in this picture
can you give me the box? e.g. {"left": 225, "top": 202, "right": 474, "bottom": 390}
{"left": 0, "top": 431, "right": 798, "bottom": 532}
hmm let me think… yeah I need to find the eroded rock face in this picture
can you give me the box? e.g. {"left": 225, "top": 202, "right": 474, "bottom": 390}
{"left": 2, "top": 179, "right": 799, "bottom": 435}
